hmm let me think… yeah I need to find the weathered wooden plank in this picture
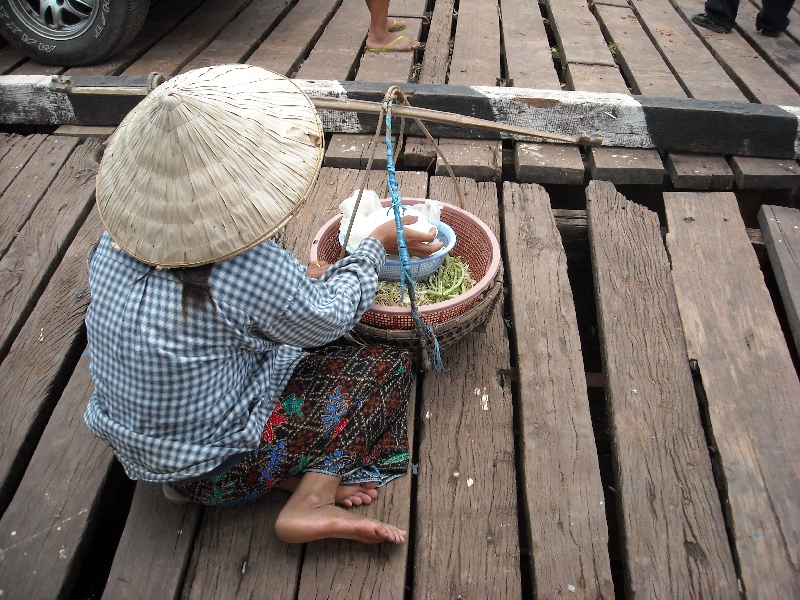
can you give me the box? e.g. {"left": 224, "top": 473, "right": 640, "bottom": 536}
{"left": 502, "top": 0, "right": 572, "bottom": 183}
{"left": 0, "top": 138, "right": 99, "bottom": 364}
{"left": 671, "top": 0, "right": 800, "bottom": 106}
{"left": 734, "top": 0, "right": 800, "bottom": 94}
{"left": 0, "top": 205, "right": 102, "bottom": 515}
{"left": 0, "top": 135, "right": 80, "bottom": 258}
{"left": 295, "top": 0, "right": 369, "bottom": 80}
{"left": 182, "top": 498, "right": 302, "bottom": 600}
{"left": 0, "top": 351, "right": 115, "bottom": 599}
{"left": 504, "top": 182, "right": 614, "bottom": 598}
{"left": 246, "top": 0, "right": 342, "bottom": 76}
{"left": 0, "top": 46, "right": 26, "bottom": 75}
{"left": 181, "top": 0, "right": 296, "bottom": 73}
{"left": 664, "top": 190, "right": 800, "bottom": 597}
{"left": 565, "top": 63, "right": 629, "bottom": 93}
{"left": 0, "top": 132, "right": 47, "bottom": 198}
{"left": 417, "top": 0, "right": 455, "bottom": 84}
{"left": 296, "top": 384, "right": 417, "bottom": 600}
{"left": 627, "top": 0, "right": 746, "bottom": 102}
{"left": 502, "top": 0, "right": 561, "bottom": 89}
{"left": 102, "top": 483, "right": 202, "bottom": 600}
{"left": 433, "top": 139, "right": 502, "bottom": 181}
{"left": 546, "top": 0, "right": 618, "bottom": 68}
{"left": 546, "top": 0, "right": 628, "bottom": 93}
{"left": 587, "top": 146, "right": 665, "bottom": 184}
{"left": 401, "top": 137, "right": 437, "bottom": 168}
{"left": 594, "top": 4, "right": 686, "bottom": 97}
{"left": 548, "top": 207, "right": 768, "bottom": 262}
{"left": 323, "top": 134, "right": 390, "bottom": 169}
{"left": 729, "top": 155, "right": 800, "bottom": 188}
{"left": 758, "top": 204, "right": 800, "bottom": 355}
{"left": 414, "top": 177, "right": 521, "bottom": 599}
{"left": 666, "top": 152, "right": 734, "bottom": 189}
{"left": 54, "top": 126, "right": 117, "bottom": 140}
{"left": 122, "top": 0, "right": 254, "bottom": 76}
{"left": 448, "top": 0, "right": 501, "bottom": 86}
{"left": 355, "top": 0, "right": 426, "bottom": 83}
{"left": 66, "top": 0, "right": 208, "bottom": 76}
{"left": 514, "top": 142, "right": 586, "bottom": 185}
{"left": 0, "top": 132, "right": 16, "bottom": 161}
{"left": 587, "top": 181, "right": 739, "bottom": 598}
{"left": 10, "top": 61, "right": 63, "bottom": 76}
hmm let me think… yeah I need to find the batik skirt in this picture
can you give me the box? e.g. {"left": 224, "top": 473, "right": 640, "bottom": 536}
{"left": 169, "top": 344, "right": 412, "bottom": 506}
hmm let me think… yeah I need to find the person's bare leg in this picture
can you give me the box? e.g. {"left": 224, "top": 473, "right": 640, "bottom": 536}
{"left": 276, "top": 477, "right": 379, "bottom": 507}
{"left": 275, "top": 472, "right": 406, "bottom": 544}
{"left": 365, "top": 0, "right": 418, "bottom": 50}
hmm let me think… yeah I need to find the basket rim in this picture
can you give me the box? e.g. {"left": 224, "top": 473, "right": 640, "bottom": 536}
{"left": 353, "top": 269, "right": 504, "bottom": 341}
{"left": 310, "top": 198, "right": 501, "bottom": 318}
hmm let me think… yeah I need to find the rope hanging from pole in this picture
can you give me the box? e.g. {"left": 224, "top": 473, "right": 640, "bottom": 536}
{"left": 383, "top": 98, "right": 442, "bottom": 371}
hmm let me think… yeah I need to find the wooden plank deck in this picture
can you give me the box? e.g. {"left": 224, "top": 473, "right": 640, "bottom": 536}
{"left": 4, "top": 0, "right": 796, "bottom": 187}
{"left": 0, "top": 0, "right": 799, "bottom": 595}
{"left": 0, "top": 130, "right": 795, "bottom": 598}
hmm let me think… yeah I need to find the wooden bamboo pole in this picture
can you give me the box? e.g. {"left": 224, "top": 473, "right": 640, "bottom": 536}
{"left": 311, "top": 97, "right": 602, "bottom": 145}
{"left": 53, "top": 78, "right": 602, "bottom": 146}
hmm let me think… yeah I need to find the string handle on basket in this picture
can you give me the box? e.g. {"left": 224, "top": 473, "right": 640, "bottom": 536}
{"left": 383, "top": 101, "right": 443, "bottom": 372}
{"left": 340, "top": 86, "right": 465, "bottom": 260}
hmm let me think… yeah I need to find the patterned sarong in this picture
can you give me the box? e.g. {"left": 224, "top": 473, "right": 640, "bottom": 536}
{"left": 169, "top": 344, "right": 412, "bottom": 505}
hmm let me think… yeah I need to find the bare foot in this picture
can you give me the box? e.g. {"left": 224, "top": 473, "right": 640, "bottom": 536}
{"left": 336, "top": 482, "right": 379, "bottom": 507}
{"left": 276, "top": 493, "right": 407, "bottom": 544}
{"left": 365, "top": 33, "right": 420, "bottom": 52}
{"left": 277, "top": 478, "right": 379, "bottom": 507}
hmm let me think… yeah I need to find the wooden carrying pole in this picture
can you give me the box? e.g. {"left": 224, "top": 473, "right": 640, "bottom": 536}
{"left": 310, "top": 97, "right": 602, "bottom": 146}
{"left": 51, "top": 77, "right": 602, "bottom": 146}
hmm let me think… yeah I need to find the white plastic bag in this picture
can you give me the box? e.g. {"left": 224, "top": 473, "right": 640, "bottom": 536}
{"left": 338, "top": 190, "right": 443, "bottom": 253}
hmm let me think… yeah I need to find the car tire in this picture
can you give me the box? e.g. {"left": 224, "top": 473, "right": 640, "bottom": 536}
{"left": 0, "top": 0, "right": 149, "bottom": 66}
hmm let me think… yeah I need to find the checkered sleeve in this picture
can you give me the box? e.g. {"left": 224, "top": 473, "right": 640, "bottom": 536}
{"left": 219, "top": 237, "right": 385, "bottom": 348}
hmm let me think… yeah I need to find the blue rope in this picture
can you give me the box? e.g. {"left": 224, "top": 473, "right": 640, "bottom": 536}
{"left": 383, "top": 105, "right": 443, "bottom": 371}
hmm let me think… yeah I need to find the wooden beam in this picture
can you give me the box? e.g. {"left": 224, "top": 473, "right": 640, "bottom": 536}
{"left": 757, "top": 205, "right": 800, "bottom": 357}
{"left": 102, "top": 483, "right": 202, "bottom": 600}
{"left": 504, "top": 182, "right": 614, "bottom": 598}
{"left": 587, "top": 181, "right": 739, "bottom": 597}
{"left": 2, "top": 76, "right": 800, "bottom": 159}
{"left": 664, "top": 190, "right": 800, "bottom": 595}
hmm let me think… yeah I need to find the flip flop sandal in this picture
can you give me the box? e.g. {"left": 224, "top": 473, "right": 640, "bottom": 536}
{"left": 163, "top": 483, "right": 193, "bottom": 505}
{"left": 388, "top": 18, "right": 406, "bottom": 32}
{"left": 368, "top": 35, "right": 422, "bottom": 53}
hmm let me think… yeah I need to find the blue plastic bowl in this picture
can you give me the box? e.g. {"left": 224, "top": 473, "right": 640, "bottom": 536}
{"left": 379, "top": 222, "right": 457, "bottom": 281}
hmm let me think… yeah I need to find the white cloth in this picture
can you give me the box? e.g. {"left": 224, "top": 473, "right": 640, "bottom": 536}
{"left": 338, "top": 190, "right": 442, "bottom": 253}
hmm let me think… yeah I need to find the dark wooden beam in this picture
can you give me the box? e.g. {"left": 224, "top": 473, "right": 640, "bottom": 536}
{"left": 1, "top": 75, "right": 799, "bottom": 159}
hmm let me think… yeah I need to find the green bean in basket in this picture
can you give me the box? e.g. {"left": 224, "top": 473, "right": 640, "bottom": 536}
{"left": 374, "top": 256, "right": 476, "bottom": 306}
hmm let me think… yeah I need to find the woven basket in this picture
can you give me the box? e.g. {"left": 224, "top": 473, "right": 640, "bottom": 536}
{"left": 310, "top": 198, "right": 503, "bottom": 361}
{"left": 352, "top": 266, "right": 504, "bottom": 363}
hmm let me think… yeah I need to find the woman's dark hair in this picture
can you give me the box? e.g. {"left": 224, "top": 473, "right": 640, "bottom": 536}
{"left": 173, "top": 263, "right": 216, "bottom": 318}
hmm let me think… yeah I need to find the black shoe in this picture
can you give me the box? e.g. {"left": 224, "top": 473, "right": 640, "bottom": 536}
{"left": 691, "top": 13, "right": 731, "bottom": 33}
{"left": 757, "top": 28, "right": 781, "bottom": 37}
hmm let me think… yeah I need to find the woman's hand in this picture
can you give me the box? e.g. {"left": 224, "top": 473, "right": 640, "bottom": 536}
{"left": 307, "top": 261, "right": 331, "bottom": 279}
{"left": 369, "top": 216, "right": 444, "bottom": 257}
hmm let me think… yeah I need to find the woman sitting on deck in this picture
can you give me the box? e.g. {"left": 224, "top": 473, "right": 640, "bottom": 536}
{"left": 83, "top": 65, "right": 441, "bottom": 545}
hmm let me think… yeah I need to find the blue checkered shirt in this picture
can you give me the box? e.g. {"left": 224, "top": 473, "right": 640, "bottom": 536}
{"left": 84, "top": 232, "right": 385, "bottom": 482}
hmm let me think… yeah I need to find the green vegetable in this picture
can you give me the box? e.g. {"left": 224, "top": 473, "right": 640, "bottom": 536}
{"left": 374, "top": 256, "right": 476, "bottom": 307}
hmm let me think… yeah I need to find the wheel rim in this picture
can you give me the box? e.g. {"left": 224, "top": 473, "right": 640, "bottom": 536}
{"left": 10, "top": 0, "right": 99, "bottom": 40}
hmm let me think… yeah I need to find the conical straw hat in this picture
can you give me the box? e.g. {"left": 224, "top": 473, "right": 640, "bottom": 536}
{"left": 97, "top": 64, "right": 324, "bottom": 267}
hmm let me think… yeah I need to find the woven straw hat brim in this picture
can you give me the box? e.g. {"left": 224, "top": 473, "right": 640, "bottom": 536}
{"left": 97, "top": 64, "right": 324, "bottom": 267}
